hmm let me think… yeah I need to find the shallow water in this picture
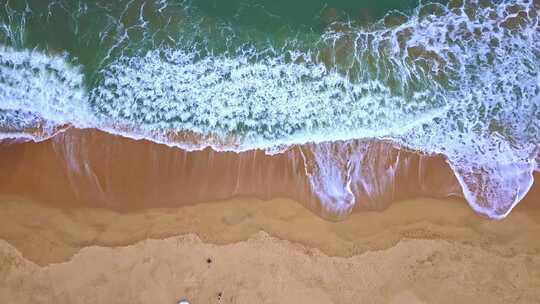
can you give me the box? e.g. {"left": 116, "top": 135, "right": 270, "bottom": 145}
{"left": 0, "top": 0, "right": 539, "bottom": 218}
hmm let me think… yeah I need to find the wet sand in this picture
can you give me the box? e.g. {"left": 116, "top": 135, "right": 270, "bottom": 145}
{"left": 0, "top": 128, "right": 461, "bottom": 219}
{"left": 1, "top": 195, "right": 540, "bottom": 303}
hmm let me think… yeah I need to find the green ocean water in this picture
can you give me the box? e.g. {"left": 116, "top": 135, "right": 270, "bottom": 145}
{"left": 1, "top": 0, "right": 447, "bottom": 83}
{"left": 194, "top": 0, "right": 429, "bottom": 30}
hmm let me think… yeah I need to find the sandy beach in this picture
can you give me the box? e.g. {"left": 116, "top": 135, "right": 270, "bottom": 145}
{"left": 1, "top": 130, "right": 538, "bottom": 303}
{"left": 1, "top": 195, "right": 539, "bottom": 303}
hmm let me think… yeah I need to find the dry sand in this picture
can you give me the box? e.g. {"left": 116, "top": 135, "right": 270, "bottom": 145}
{"left": 1, "top": 195, "right": 540, "bottom": 303}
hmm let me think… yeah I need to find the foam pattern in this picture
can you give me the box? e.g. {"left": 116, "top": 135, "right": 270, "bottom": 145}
{"left": 0, "top": 47, "right": 89, "bottom": 140}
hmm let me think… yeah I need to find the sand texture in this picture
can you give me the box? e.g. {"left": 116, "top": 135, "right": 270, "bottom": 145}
{"left": 1, "top": 196, "right": 540, "bottom": 303}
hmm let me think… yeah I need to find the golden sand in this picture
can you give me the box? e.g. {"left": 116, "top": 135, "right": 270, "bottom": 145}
{"left": 1, "top": 195, "right": 539, "bottom": 303}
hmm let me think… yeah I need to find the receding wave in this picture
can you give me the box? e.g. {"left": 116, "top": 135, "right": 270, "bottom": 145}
{"left": 0, "top": 0, "right": 539, "bottom": 218}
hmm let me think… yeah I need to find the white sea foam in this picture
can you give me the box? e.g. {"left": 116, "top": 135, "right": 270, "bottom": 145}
{"left": 91, "top": 48, "right": 445, "bottom": 149}
{"left": 0, "top": 46, "right": 90, "bottom": 140}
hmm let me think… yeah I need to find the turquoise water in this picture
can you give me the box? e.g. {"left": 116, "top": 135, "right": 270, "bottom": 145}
{"left": 0, "top": 0, "right": 443, "bottom": 86}
{"left": 0, "top": 0, "right": 539, "bottom": 219}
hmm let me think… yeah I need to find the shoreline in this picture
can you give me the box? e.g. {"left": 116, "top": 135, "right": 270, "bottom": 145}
{"left": 2, "top": 127, "right": 537, "bottom": 220}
